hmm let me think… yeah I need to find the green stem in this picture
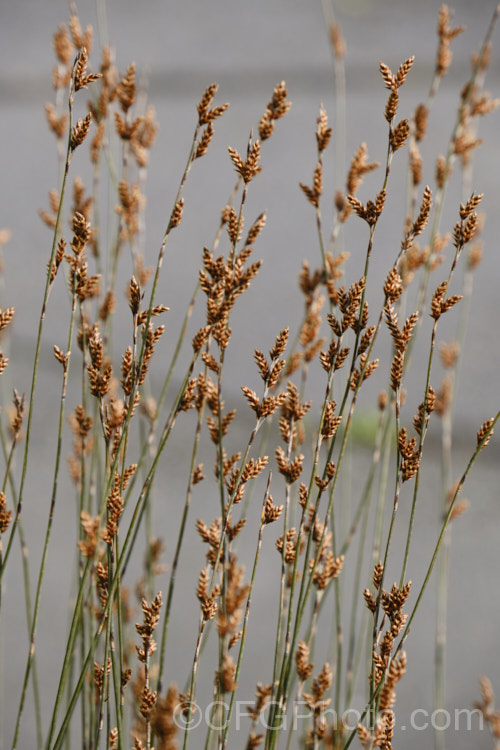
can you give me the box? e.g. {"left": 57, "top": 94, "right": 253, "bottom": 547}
{"left": 46, "top": 354, "right": 198, "bottom": 749}
{"left": 220, "top": 476, "right": 271, "bottom": 748}
{"left": 0, "top": 82, "right": 75, "bottom": 583}
{"left": 156, "top": 397, "right": 205, "bottom": 694}
{"left": 397, "top": 413, "right": 499, "bottom": 650}
{"left": 13, "top": 286, "right": 78, "bottom": 748}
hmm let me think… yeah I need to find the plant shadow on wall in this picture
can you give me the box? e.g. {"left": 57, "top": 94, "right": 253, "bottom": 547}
{"left": 1, "top": 4, "right": 500, "bottom": 750}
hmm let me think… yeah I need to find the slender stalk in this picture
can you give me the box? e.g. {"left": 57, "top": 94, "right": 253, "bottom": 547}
{"left": 400, "top": 229, "right": 468, "bottom": 585}
{"left": 343, "top": 481, "right": 370, "bottom": 710}
{"left": 0, "top": 421, "right": 43, "bottom": 746}
{"left": 45, "top": 353, "right": 199, "bottom": 750}
{"left": 156, "top": 397, "right": 206, "bottom": 694}
{"left": 12, "top": 283, "right": 78, "bottom": 749}
{"left": 181, "top": 617, "right": 208, "bottom": 750}
{"left": 270, "top": 426, "right": 295, "bottom": 694}
{"left": 0, "top": 77, "right": 74, "bottom": 583}
{"left": 220, "top": 476, "right": 272, "bottom": 748}
{"left": 397, "top": 413, "right": 499, "bottom": 651}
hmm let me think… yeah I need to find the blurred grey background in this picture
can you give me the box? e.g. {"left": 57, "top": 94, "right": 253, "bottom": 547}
{"left": 1, "top": 1, "right": 500, "bottom": 748}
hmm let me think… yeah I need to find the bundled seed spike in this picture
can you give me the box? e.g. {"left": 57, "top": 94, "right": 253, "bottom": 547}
{"left": 195, "top": 122, "right": 214, "bottom": 158}
{"left": 329, "top": 23, "right": 346, "bottom": 58}
{"left": 73, "top": 46, "right": 88, "bottom": 88}
{"left": 412, "top": 185, "right": 432, "bottom": 236}
{"left": 116, "top": 62, "right": 136, "bottom": 111}
{"left": 321, "top": 400, "right": 342, "bottom": 438}
{"left": 459, "top": 192, "right": 483, "bottom": 220}
{"left": 380, "top": 57, "right": 414, "bottom": 112}
{"left": 258, "top": 81, "right": 291, "bottom": 140}
{"left": 414, "top": 103, "right": 429, "bottom": 143}
{"left": 295, "top": 641, "right": 314, "bottom": 681}
{"left": 275, "top": 447, "right": 304, "bottom": 483}
{"left": 385, "top": 89, "right": 399, "bottom": 122}
{"left": 53, "top": 345, "right": 70, "bottom": 368}
{"left": 268, "top": 80, "right": 291, "bottom": 119}
{"left": 94, "top": 659, "right": 111, "bottom": 696}
{"left": 477, "top": 417, "right": 495, "bottom": 449}
{"left": 390, "top": 118, "right": 410, "bottom": 151}
{"left": 313, "top": 162, "right": 323, "bottom": 197}
{"left": 384, "top": 267, "right": 403, "bottom": 303}
{"left": 45, "top": 103, "right": 68, "bottom": 139}
{"left": 53, "top": 23, "right": 75, "bottom": 65}
{"left": 390, "top": 349, "right": 404, "bottom": 391}
{"left": 0, "top": 307, "right": 15, "bottom": 333}
{"left": 316, "top": 107, "right": 332, "bottom": 151}
{"left": 470, "top": 92, "right": 500, "bottom": 117}
{"left": 441, "top": 293, "right": 463, "bottom": 316}
{"left": 8, "top": 390, "right": 25, "bottom": 439}
{"left": 170, "top": 198, "right": 184, "bottom": 228}
{"left": 197, "top": 82, "right": 229, "bottom": 125}
{"left": 262, "top": 495, "right": 284, "bottom": 525}
{"left": 439, "top": 341, "right": 460, "bottom": 369}
{"left": 73, "top": 46, "right": 101, "bottom": 91}
{"left": 430, "top": 280, "right": 450, "bottom": 320}
{"left": 226, "top": 207, "right": 241, "bottom": 244}
{"left": 410, "top": 142, "right": 423, "bottom": 185}
{"left": 269, "top": 327, "right": 289, "bottom": 360}
{"left": 197, "top": 83, "right": 217, "bottom": 120}
{"left": 70, "top": 113, "right": 92, "bottom": 151}
{"left": 128, "top": 276, "right": 141, "bottom": 316}
{"left": 69, "top": 14, "right": 89, "bottom": 50}
{"left": 395, "top": 56, "right": 415, "bottom": 86}
{"left": 217, "top": 653, "right": 237, "bottom": 693}
{"left": 379, "top": 61, "right": 396, "bottom": 90}
{"left": 373, "top": 562, "right": 384, "bottom": 589}
{"left": 357, "top": 724, "right": 372, "bottom": 749}
{"left": 436, "top": 4, "right": 466, "bottom": 77}
{"left": 245, "top": 212, "right": 266, "bottom": 246}
{"left": 228, "top": 139, "right": 262, "bottom": 183}
{"left": 135, "top": 592, "right": 162, "bottom": 662}
{"left": 201, "top": 101, "right": 230, "bottom": 124}
{"left": 139, "top": 686, "right": 158, "bottom": 719}
{"left": 0, "top": 492, "right": 12, "bottom": 533}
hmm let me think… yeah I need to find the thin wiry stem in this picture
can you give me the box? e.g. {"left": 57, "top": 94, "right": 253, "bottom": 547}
{"left": 398, "top": 414, "right": 499, "bottom": 650}
{"left": 400, "top": 228, "right": 468, "bottom": 586}
{"left": 342, "top": 414, "right": 500, "bottom": 750}
{"left": 220, "top": 476, "right": 272, "bottom": 749}
{"left": 46, "top": 353, "right": 199, "bottom": 750}
{"left": 0, "top": 421, "right": 43, "bottom": 746}
{"left": 0, "top": 79, "right": 74, "bottom": 583}
{"left": 156, "top": 397, "right": 206, "bottom": 694}
{"left": 45, "top": 102, "right": 208, "bottom": 747}
{"left": 13, "top": 284, "right": 78, "bottom": 748}
{"left": 270, "top": 425, "right": 295, "bottom": 695}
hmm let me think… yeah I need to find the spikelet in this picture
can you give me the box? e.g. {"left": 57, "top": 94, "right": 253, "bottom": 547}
{"left": 477, "top": 418, "right": 495, "bottom": 449}
{"left": 228, "top": 139, "right": 262, "bottom": 183}
{"left": 73, "top": 47, "right": 101, "bottom": 91}
{"left": 197, "top": 82, "right": 229, "bottom": 125}
{"left": 390, "top": 118, "right": 410, "bottom": 151}
{"left": 259, "top": 81, "right": 291, "bottom": 140}
{"left": 70, "top": 113, "right": 92, "bottom": 151}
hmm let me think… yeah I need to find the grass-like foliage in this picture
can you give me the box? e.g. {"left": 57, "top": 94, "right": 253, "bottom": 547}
{"left": 1, "top": 5, "right": 500, "bottom": 750}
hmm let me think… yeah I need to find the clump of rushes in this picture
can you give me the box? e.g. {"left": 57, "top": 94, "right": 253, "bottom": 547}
{"left": 2, "top": 6, "right": 500, "bottom": 750}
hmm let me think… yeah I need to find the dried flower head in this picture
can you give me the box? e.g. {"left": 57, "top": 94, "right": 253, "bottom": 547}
{"left": 74, "top": 47, "right": 101, "bottom": 91}
{"left": 477, "top": 417, "right": 495, "bottom": 449}
{"left": 70, "top": 113, "right": 92, "bottom": 151}
{"left": 259, "top": 81, "right": 291, "bottom": 140}
{"left": 436, "top": 4, "right": 465, "bottom": 77}
{"left": 228, "top": 139, "right": 262, "bottom": 183}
